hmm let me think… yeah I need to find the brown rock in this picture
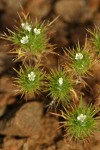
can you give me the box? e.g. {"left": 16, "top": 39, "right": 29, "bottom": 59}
{"left": 3, "top": 136, "right": 25, "bottom": 150}
{"left": 89, "top": 0, "right": 100, "bottom": 10}
{"left": 0, "top": 0, "right": 27, "bottom": 29}
{"left": 0, "top": 102, "right": 43, "bottom": 137}
{"left": 26, "top": 115, "right": 61, "bottom": 149}
{"left": 55, "top": 0, "right": 95, "bottom": 23}
{"left": 25, "top": 0, "right": 51, "bottom": 18}
{"left": 94, "top": 13, "right": 100, "bottom": 27}
{"left": 0, "top": 76, "right": 18, "bottom": 117}
{"left": 0, "top": 51, "right": 12, "bottom": 75}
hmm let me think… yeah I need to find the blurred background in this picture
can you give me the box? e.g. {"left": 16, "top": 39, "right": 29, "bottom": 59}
{"left": 0, "top": 0, "right": 100, "bottom": 74}
{"left": 0, "top": 0, "right": 100, "bottom": 46}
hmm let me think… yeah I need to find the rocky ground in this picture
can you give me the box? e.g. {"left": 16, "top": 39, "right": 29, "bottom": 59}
{"left": 0, "top": 0, "right": 100, "bottom": 150}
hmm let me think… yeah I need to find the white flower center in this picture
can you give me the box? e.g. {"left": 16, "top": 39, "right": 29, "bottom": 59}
{"left": 58, "top": 77, "right": 63, "bottom": 86}
{"left": 34, "top": 28, "right": 41, "bottom": 35}
{"left": 20, "top": 35, "right": 29, "bottom": 44}
{"left": 75, "top": 53, "right": 83, "bottom": 60}
{"left": 21, "top": 22, "right": 32, "bottom": 32}
{"left": 77, "top": 114, "right": 86, "bottom": 122}
{"left": 28, "top": 71, "right": 36, "bottom": 81}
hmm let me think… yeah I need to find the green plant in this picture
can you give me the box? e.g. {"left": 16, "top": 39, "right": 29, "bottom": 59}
{"left": 1, "top": 12, "right": 100, "bottom": 142}
{"left": 88, "top": 28, "right": 100, "bottom": 53}
{"left": 46, "top": 68, "right": 74, "bottom": 106}
{"left": 65, "top": 43, "right": 93, "bottom": 76}
{"left": 60, "top": 98, "right": 99, "bottom": 141}
{"left": 1, "top": 13, "right": 54, "bottom": 62}
{"left": 14, "top": 65, "right": 45, "bottom": 97}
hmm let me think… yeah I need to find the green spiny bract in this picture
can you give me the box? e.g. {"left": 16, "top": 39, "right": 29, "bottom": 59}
{"left": 66, "top": 43, "right": 93, "bottom": 76}
{"left": 14, "top": 65, "right": 45, "bottom": 97}
{"left": 1, "top": 14, "right": 54, "bottom": 61}
{"left": 88, "top": 27, "right": 100, "bottom": 53}
{"left": 61, "top": 98, "right": 99, "bottom": 141}
{"left": 46, "top": 68, "right": 74, "bottom": 106}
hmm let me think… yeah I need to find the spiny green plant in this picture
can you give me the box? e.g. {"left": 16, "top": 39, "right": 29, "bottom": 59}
{"left": 1, "top": 13, "right": 54, "bottom": 62}
{"left": 1, "top": 11, "right": 100, "bottom": 142}
{"left": 88, "top": 27, "right": 100, "bottom": 53}
{"left": 14, "top": 64, "right": 45, "bottom": 97}
{"left": 46, "top": 67, "right": 74, "bottom": 106}
{"left": 59, "top": 98, "right": 99, "bottom": 141}
{"left": 65, "top": 43, "right": 93, "bottom": 76}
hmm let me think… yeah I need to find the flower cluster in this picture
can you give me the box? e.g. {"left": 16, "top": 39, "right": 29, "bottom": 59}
{"left": 20, "top": 22, "right": 41, "bottom": 45}
{"left": 20, "top": 35, "right": 29, "bottom": 44}
{"left": 58, "top": 77, "right": 63, "bottom": 86}
{"left": 28, "top": 71, "right": 36, "bottom": 81}
{"left": 21, "top": 22, "right": 32, "bottom": 32}
{"left": 34, "top": 28, "right": 41, "bottom": 35}
{"left": 77, "top": 114, "right": 86, "bottom": 123}
{"left": 75, "top": 53, "right": 83, "bottom": 60}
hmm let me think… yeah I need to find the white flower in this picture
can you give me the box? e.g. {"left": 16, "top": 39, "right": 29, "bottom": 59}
{"left": 28, "top": 71, "right": 36, "bottom": 81}
{"left": 75, "top": 53, "right": 83, "bottom": 60}
{"left": 58, "top": 77, "right": 63, "bottom": 86}
{"left": 34, "top": 28, "right": 41, "bottom": 35}
{"left": 21, "top": 22, "right": 32, "bottom": 32}
{"left": 77, "top": 114, "right": 86, "bottom": 122}
{"left": 20, "top": 35, "right": 29, "bottom": 44}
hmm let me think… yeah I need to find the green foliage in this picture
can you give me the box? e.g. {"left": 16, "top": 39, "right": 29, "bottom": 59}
{"left": 70, "top": 44, "right": 93, "bottom": 75}
{"left": 88, "top": 28, "right": 100, "bottom": 52}
{"left": 1, "top": 14, "right": 53, "bottom": 57}
{"left": 46, "top": 68, "right": 73, "bottom": 105}
{"left": 14, "top": 65, "right": 45, "bottom": 96}
{"left": 61, "top": 98, "right": 99, "bottom": 141}
{"left": 1, "top": 11, "right": 100, "bottom": 142}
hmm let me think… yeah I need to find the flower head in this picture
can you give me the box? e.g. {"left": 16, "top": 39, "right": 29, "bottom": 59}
{"left": 77, "top": 114, "right": 86, "bottom": 122}
{"left": 60, "top": 98, "right": 99, "bottom": 141}
{"left": 46, "top": 69, "right": 73, "bottom": 105}
{"left": 28, "top": 71, "right": 36, "bottom": 81}
{"left": 75, "top": 53, "right": 83, "bottom": 60}
{"left": 14, "top": 65, "right": 45, "bottom": 96}
{"left": 34, "top": 28, "right": 41, "bottom": 35}
{"left": 58, "top": 77, "right": 63, "bottom": 86}
{"left": 20, "top": 35, "right": 29, "bottom": 44}
{"left": 21, "top": 22, "right": 32, "bottom": 32}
